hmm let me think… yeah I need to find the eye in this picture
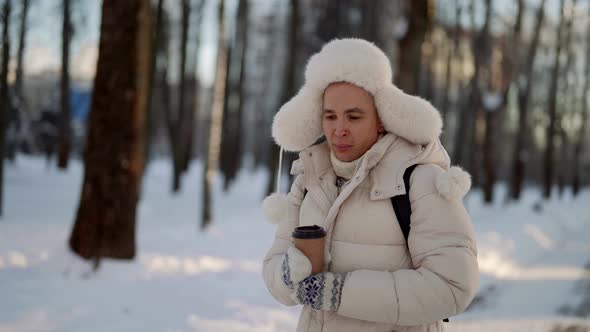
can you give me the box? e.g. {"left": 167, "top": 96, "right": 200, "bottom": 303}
{"left": 324, "top": 115, "right": 336, "bottom": 120}
{"left": 348, "top": 116, "right": 360, "bottom": 120}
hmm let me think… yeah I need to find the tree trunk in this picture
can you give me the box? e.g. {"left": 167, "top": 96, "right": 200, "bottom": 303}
{"left": 14, "top": 0, "right": 28, "bottom": 100}
{"left": 233, "top": 0, "right": 248, "bottom": 179}
{"left": 57, "top": 0, "right": 72, "bottom": 169}
{"left": 69, "top": 0, "right": 152, "bottom": 262}
{"left": 201, "top": 0, "right": 227, "bottom": 229}
{"left": 171, "top": 0, "right": 191, "bottom": 187}
{"left": 482, "top": 0, "right": 523, "bottom": 203}
{"left": 186, "top": 0, "right": 204, "bottom": 164}
{"left": 557, "top": 126, "right": 568, "bottom": 198}
{"left": 360, "top": 0, "right": 380, "bottom": 46}
{"left": 573, "top": 2, "right": 590, "bottom": 196}
{"left": 143, "top": 0, "right": 165, "bottom": 178}
{"left": 178, "top": 0, "right": 192, "bottom": 174}
{"left": 557, "top": 2, "right": 576, "bottom": 199}
{"left": 220, "top": 0, "right": 248, "bottom": 191}
{"left": 453, "top": 0, "right": 490, "bottom": 172}
{"left": 0, "top": 0, "right": 11, "bottom": 217}
{"left": 543, "top": 0, "right": 566, "bottom": 199}
{"left": 220, "top": 43, "right": 235, "bottom": 189}
{"left": 6, "top": 0, "right": 29, "bottom": 162}
{"left": 397, "top": 0, "right": 430, "bottom": 95}
{"left": 440, "top": 0, "right": 460, "bottom": 146}
{"left": 252, "top": 12, "right": 277, "bottom": 170}
{"left": 421, "top": 29, "right": 436, "bottom": 102}
{"left": 510, "top": 0, "right": 545, "bottom": 200}
{"left": 266, "top": 0, "right": 299, "bottom": 197}
{"left": 316, "top": 0, "right": 342, "bottom": 42}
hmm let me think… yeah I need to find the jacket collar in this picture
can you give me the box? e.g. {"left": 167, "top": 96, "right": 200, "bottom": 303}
{"left": 295, "top": 133, "right": 432, "bottom": 199}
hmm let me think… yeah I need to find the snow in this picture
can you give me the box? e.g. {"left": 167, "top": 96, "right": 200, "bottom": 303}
{"left": 1, "top": 156, "right": 589, "bottom": 331}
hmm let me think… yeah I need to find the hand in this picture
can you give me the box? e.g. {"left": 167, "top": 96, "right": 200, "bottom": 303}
{"left": 292, "top": 272, "right": 345, "bottom": 311}
{"left": 281, "top": 246, "right": 312, "bottom": 289}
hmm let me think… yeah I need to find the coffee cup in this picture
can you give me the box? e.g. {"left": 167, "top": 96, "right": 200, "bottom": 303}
{"left": 292, "top": 225, "right": 326, "bottom": 274}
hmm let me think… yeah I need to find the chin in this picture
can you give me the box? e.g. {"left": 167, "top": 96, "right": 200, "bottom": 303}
{"left": 335, "top": 151, "right": 358, "bottom": 162}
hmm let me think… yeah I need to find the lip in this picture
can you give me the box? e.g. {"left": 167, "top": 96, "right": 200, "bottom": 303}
{"left": 334, "top": 144, "right": 352, "bottom": 152}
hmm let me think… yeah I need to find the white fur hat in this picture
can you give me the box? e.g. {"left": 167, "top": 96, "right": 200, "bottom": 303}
{"left": 272, "top": 38, "right": 443, "bottom": 152}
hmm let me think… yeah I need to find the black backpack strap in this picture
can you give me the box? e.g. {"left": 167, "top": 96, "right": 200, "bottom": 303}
{"left": 390, "top": 164, "right": 418, "bottom": 241}
{"left": 389, "top": 164, "right": 450, "bottom": 323}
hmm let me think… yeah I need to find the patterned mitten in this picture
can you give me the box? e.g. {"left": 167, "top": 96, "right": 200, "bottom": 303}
{"left": 281, "top": 246, "right": 312, "bottom": 289}
{"left": 291, "top": 272, "right": 345, "bottom": 311}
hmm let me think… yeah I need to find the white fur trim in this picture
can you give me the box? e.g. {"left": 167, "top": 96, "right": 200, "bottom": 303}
{"left": 374, "top": 85, "right": 442, "bottom": 145}
{"left": 304, "top": 38, "right": 391, "bottom": 94}
{"left": 435, "top": 166, "right": 472, "bottom": 200}
{"left": 261, "top": 193, "right": 291, "bottom": 224}
{"left": 272, "top": 86, "right": 323, "bottom": 152}
{"left": 272, "top": 38, "right": 443, "bottom": 151}
{"left": 286, "top": 246, "right": 312, "bottom": 285}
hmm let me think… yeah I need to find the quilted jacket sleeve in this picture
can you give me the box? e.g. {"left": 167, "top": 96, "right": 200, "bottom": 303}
{"left": 337, "top": 164, "right": 479, "bottom": 325}
{"left": 262, "top": 174, "right": 306, "bottom": 306}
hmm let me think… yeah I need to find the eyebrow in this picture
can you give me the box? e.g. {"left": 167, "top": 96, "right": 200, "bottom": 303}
{"left": 323, "top": 108, "right": 365, "bottom": 114}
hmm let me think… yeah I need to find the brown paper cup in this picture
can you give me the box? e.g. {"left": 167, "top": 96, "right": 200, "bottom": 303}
{"left": 292, "top": 225, "right": 326, "bottom": 274}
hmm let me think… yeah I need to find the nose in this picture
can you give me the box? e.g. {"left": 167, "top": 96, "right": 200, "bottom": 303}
{"left": 334, "top": 119, "right": 349, "bottom": 137}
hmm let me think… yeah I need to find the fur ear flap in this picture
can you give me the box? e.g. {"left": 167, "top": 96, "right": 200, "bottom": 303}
{"left": 435, "top": 166, "right": 472, "bottom": 200}
{"left": 374, "top": 84, "right": 443, "bottom": 145}
{"left": 272, "top": 86, "right": 323, "bottom": 152}
{"left": 261, "top": 193, "right": 291, "bottom": 224}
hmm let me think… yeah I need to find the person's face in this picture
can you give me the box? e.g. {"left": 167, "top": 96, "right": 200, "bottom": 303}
{"left": 322, "top": 82, "right": 384, "bottom": 161}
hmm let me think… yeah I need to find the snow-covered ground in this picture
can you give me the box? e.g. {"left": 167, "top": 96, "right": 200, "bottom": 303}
{"left": 1, "top": 156, "right": 589, "bottom": 332}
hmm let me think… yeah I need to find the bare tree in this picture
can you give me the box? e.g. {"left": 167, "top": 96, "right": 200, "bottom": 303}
{"left": 143, "top": 0, "right": 165, "bottom": 174}
{"left": 14, "top": 0, "right": 29, "bottom": 100}
{"left": 573, "top": 2, "right": 590, "bottom": 196}
{"left": 201, "top": 0, "right": 228, "bottom": 229}
{"left": 69, "top": 0, "right": 152, "bottom": 263}
{"left": 178, "top": 0, "right": 193, "bottom": 174}
{"left": 167, "top": 0, "right": 191, "bottom": 191}
{"left": 419, "top": 27, "right": 437, "bottom": 103}
{"left": 397, "top": 0, "right": 432, "bottom": 95}
{"left": 183, "top": 0, "right": 204, "bottom": 171}
{"left": 480, "top": 0, "right": 524, "bottom": 203}
{"left": 57, "top": 0, "right": 72, "bottom": 169}
{"left": 220, "top": 0, "right": 249, "bottom": 191}
{"left": 440, "top": 0, "right": 461, "bottom": 139}
{"left": 556, "top": 0, "right": 577, "bottom": 198}
{"left": 453, "top": 0, "right": 491, "bottom": 185}
{"left": 360, "top": 0, "right": 381, "bottom": 46}
{"left": 509, "top": 0, "right": 546, "bottom": 200}
{"left": 252, "top": 12, "right": 277, "bottom": 170}
{"left": 0, "top": 0, "right": 11, "bottom": 217}
{"left": 155, "top": 1, "right": 173, "bottom": 172}
{"left": 265, "top": 0, "right": 300, "bottom": 197}
{"left": 543, "top": 0, "right": 567, "bottom": 199}
{"left": 315, "top": 0, "right": 342, "bottom": 42}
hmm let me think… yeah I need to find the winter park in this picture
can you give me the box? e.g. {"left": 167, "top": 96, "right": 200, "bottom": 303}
{"left": 1, "top": 0, "right": 590, "bottom": 331}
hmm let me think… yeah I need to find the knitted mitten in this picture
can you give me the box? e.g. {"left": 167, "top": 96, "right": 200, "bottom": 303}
{"left": 281, "top": 246, "right": 312, "bottom": 289}
{"left": 292, "top": 272, "right": 345, "bottom": 311}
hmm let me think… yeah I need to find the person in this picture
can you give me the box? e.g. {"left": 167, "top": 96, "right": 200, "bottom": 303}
{"left": 261, "top": 38, "right": 478, "bottom": 332}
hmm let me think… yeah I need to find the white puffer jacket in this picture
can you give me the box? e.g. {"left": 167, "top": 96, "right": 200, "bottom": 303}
{"left": 262, "top": 133, "right": 479, "bottom": 332}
